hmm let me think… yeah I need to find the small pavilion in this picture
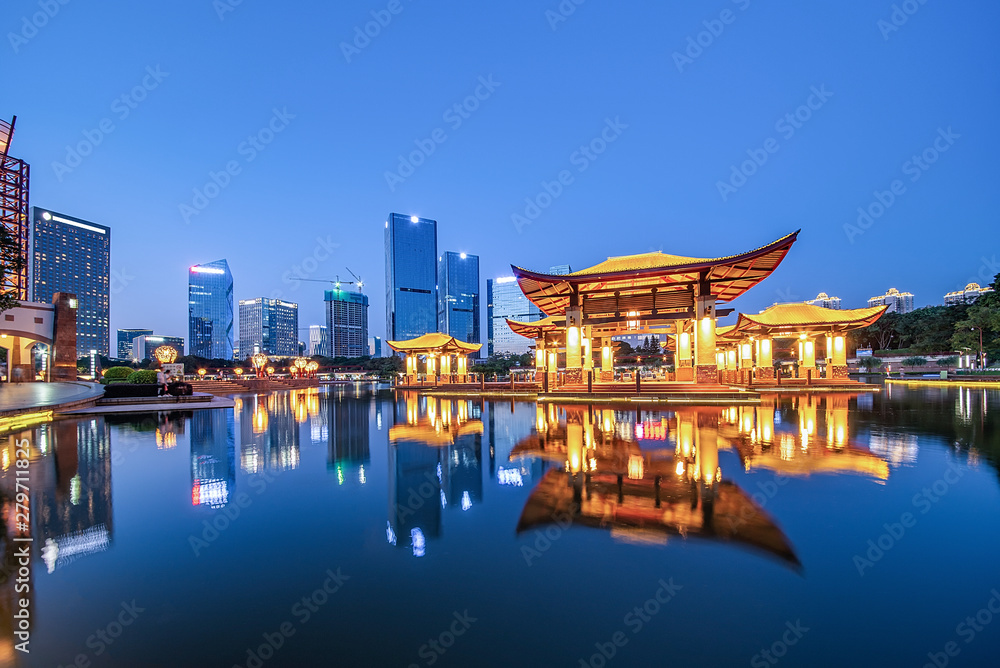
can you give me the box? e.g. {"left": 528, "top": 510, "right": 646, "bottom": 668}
{"left": 509, "top": 231, "right": 799, "bottom": 386}
{"left": 715, "top": 302, "right": 887, "bottom": 384}
{"left": 386, "top": 333, "right": 482, "bottom": 385}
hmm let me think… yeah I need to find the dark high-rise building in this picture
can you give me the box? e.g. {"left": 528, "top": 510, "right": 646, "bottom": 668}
{"left": 117, "top": 328, "right": 152, "bottom": 359}
{"left": 325, "top": 289, "right": 369, "bottom": 357}
{"left": 31, "top": 207, "right": 111, "bottom": 355}
{"left": 188, "top": 260, "right": 233, "bottom": 359}
{"left": 132, "top": 334, "right": 185, "bottom": 361}
{"left": 438, "top": 251, "right": 480, "bottom": 356}
{"left": 238, "top": 298, "right": 298, "bottom": 357}
{"left": 385, "top": 213, "right": 437, "bottom": 343}
{"left": 0, "top": 116, "right": 29, "bottom": 301}
{"left": 487, "top": 276, "right": 542, "bottom": 356}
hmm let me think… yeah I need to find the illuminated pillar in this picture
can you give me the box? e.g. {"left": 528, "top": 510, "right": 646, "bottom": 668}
{"left": 830, "top": 334, "right": 849, "bottom": 380}
{"left": 739, "top": 341, "right": 753, "bottom": 385}
{"left": 725, "top": 347, "right": 738, "bottom": 384}
{"left": 439, "top": 354, "right": 451, "bottom": 384}
{"left": 826, "top": 394, "right": 849, "bottom": 448}
{"left": 565, "top": 307, "right": 583, "bottom": 383}
{"left": 426, "top": 356, "right": 437, "bottom": 377}
{"left": 535, "top": 345, "right": 545, "bottom": 382}
{"left": 582, "top": 326, "right": 593, "bottom": 372}
{"left": 693, "top": 295, "right": 717, "bottom": 385}
{"left": 756, "top": 337, "right": 774, "bottom": 380}
{"left": 600, "top": 338, "right": 614, "bottom": 382}
{"left": 798, "top": 336, "right": 816, "bottom": 379}
{"left": 676, "top": 324, "right": 693, "bottom": 382}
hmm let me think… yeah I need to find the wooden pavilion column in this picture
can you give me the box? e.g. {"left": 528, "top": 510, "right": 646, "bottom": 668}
{"left": 830, "top": 334, "right": 849, "bottom": 379}
{"left": 425, "top": 355, "right": 437, "bottom": 379}
{"left": 404, "top": 354, "right": 417, "bottom": 385}
{"left": 439, "top": 354, "right": 452, "bottom": 384}
{"left": 675, "top": 323, "right": 693, "bottom": 382}
{"left": 693, "top": 288, "right": 718, "bottom": 385}
{"left": 756, "top": 337, "right": 775, "bottom": 380}
{"left": 600, "top": 338, "right": 614, "bottom": 382}
{"left": 798, "top": 336, "right": 816, "bottom": 379}
{"left": 534, "top": 341, "right": 545, "bottom": 384}
{"left": 582, "top": 326, "right": 593, "bottom": 375}
{"left": 565, "top": 306, "right": 583, "bottom": 384}
{"left": 738, "top": 340, "right": 753, "bottom": 385}
{"left": 725, "top": 347, "right": 738, "bottom": 384}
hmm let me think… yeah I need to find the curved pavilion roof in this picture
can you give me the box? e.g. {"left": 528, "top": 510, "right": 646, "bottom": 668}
{"left": 505, "top": 315, "right": 565, "bottom": 339}
{"left": 385, "top": 333, "right": 482, "bottom": 355}
{"left": 511, "top": 231, "right": 799, "bottom": 318}
{"left": 718, "top": 303, "right": 888, "bottom": 339}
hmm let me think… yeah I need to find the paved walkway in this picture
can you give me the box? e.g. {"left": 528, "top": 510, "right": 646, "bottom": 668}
{"left": 0, "top": 382, "right": 105, "bottom": 416}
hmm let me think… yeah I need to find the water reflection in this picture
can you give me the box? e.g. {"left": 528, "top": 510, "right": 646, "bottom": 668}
{"left": 191, "top": 410, "right": 236, "bottom": 509}
{"left": 236, "top": 392, "right": 302, "bottom": 474}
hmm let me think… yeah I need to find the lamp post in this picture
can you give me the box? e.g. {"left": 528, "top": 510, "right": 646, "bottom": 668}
{"left": 266, "top": 366, "right": 275, "bottom": 377}
{"left": 197, "top": 368, "right": 206, "bottom": 380}
{"left": 252, "top": 352, "right": 269, "bottom": 378}
{"left": 306, "top": 361, "right": 319, "bottom": 378}
{"left": 234, "top": 368, "right": 244, "bottom": 381}
{"left": 971, "top": 326, "right": 984, "bottom": 370}
{"left": 294, "top": 357, "right": 308, "bottom": 378}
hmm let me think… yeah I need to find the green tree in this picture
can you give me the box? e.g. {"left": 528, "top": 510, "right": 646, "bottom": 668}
{"left": 0, "top": 224, "right": 24, "bottom": 314}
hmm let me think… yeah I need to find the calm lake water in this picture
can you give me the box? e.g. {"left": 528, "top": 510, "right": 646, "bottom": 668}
{"left": 3, "top": 384, "right": 1000, "bottom": 668}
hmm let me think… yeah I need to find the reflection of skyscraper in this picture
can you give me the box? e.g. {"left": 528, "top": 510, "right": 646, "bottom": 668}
{"left": 237, "top": 393, "right": 301, "bottom": 473}
{"left": 188, "top": 259, "right": 234, "bottom": 359}
{"left": 191, "top": 410, "right": 236, "bottom": 508}
{"left": 445, "top": 424, "right": 482, "bottom": 509}
{"left": 36, "top": 419, "right": 114, "bottom": 573}
{"left": 328, "top": 395, "right": 371, "bottom": 483}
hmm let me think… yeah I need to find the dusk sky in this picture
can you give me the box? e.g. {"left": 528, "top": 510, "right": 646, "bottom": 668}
{"left": 6, "top": 0, "right": 998, "bottom": 346}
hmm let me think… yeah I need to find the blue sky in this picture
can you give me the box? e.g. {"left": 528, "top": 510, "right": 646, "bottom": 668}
{"left": 5, "top": 0, "right": 998, "bottom": 345}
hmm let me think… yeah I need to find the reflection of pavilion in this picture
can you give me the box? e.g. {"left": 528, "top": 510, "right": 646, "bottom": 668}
{"left": 387, "top": 395, "right": 484, "bottom": 556}
{"left": 512, "top": 405, "right": 801, "bottom": 566}
{"left": 191, "top": 410, "right": 236, "bottom": 508}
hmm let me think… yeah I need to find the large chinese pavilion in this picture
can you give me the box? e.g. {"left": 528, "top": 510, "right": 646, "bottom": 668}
{"left": 510, "top": 231, "right": 799, "bottom": 386}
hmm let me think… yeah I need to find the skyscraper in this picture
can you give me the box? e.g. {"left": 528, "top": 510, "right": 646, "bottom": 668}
{"left": 487, "top": 276, "right": 542, "bottom": 356}
{"left": 238, "top": 298, "right": 299, "bottom": 357}
{"left": 132, "top": 334, "right": 185, "bottom": 361}
{"left": 438, "top": 251, "right": 480, "bottom": 356}
{"left": 308, "top": 325, "right": 329, "bottom": 357}
{"left": 117, "top": 328, "right": 152, "bottom": 359}
{"left": 326, "top": 288, "right": 369, "bottom": 357}
{"left": 385, "top": 213, "right": 437, "bottom": 343}
{"left": 188, "top": 260, "right": 234, "bottom": 359}
{"left": 0, "top": 116, "right": 29, "bottom": 302}
{"left": 31, "top": 207, "right": 111, "bottom": 355}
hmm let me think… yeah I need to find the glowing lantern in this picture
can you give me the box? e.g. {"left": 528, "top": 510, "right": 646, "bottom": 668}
{"left": 154, "top": 345, "right": 178, "bottom": 365}
{"left": 234, "top": 368, "right": 244, "bottom": 377}
{"left": 252, "top": 352, "right": 269, "bottom": 377}
{"left": 197, "top": 368, "right": 207, "bottom": 379}
{"left": 266, "top": 366, "right": 275, "bottom": 375}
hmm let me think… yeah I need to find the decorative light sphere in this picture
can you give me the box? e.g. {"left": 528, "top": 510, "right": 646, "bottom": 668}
{"left": 251, "top": 352, "right": 269, "bottom": 370}
{"left": 266, "top": 366, "right": 275, "bottom": 375}
{"left": 294, "top": 358, "right": 308, "bottom": 370}
{"left": 197, "top": 368, "right": 207, "bottom": 377}
{"left": 306, "top": 361, "right": 319, "bottom": 372}
{"left": 234, "top": 368, "right": 244, "bottom": 376}
{"left": 154, "top": 345, "right": 178, "bottom": 364}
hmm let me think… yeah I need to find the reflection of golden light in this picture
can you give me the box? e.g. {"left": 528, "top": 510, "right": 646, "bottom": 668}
{"left": 780, "top": 433, "right": 796, "bottom": 461}
{"left": 1, "top": 448, "right": 8, "bottom": 471}
{"left": 295, "top": 400, "right": 308, "bottom": 423}
{"left": 628, "top": 454, "right": 644, "bottom": 480}
{"left": 675, "top": 461, "right": 685, "bottom": 476}
{"left": 253, "top": 407, "right": 268, "bottom": 434}
{"left": 155, "top": 429, "right": 177, "bottom": 449}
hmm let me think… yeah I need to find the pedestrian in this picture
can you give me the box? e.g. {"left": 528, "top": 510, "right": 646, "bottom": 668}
{"left": 156, "top": 368, "right": 166, "bottom": 396}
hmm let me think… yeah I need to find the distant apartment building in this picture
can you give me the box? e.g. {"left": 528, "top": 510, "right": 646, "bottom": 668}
{"left": 487, "top": 276, "right": 542, "bottom": 356}
{"left": 368, "top": 336, "right": 382, "bottom": 357}
{"left": 238, "top": 298, "right": 299, "bottom": 357}
{"left": 944, "top": 283, "right": 994, "bottom": 306}
{"left": 308, "top": 325, "right": 329, "bottom": 357}
{"left": 326, "top": 288, "right": 369, "bottom": 357}
{"left": 805, "top": 292, "right": 842, "bottom": 309}
{"left": 438, "top": 251, "right": 480, "bottom": 357}
{"left": 31, "top": 207, "right": 111, "bottom": 355}
{"left": 117, "top": 328, "right": 152, "bottom": 359}
{"left": 868, "top": 288, "right": 915, "bottom": 314}
{"left": 188, "top": 260, "right": 234, "bottom": 359}
{"left": 132, "top": 334, "right": 185, "bottom": 361}
{"left": 548, "top": 264, "right": 573, "bottom": 275}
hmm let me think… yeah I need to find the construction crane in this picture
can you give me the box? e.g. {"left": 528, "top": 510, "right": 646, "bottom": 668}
{"left": 299, "top": 269, "right": 364, "bottom": 292}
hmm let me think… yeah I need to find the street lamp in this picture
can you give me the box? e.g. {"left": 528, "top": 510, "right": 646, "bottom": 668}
{"left": 294, "top": 357, "right": 308, "bottom": 377}
{"left": 306, "top": 360, "right": 319, "bottom": 378}
{"left": 252, "top": 352, "right": 269, "bottom": 378}
{"left": 971, "top": 326, "right": 984, "bottom": 370}
{"left": 266, "top": 366, "right": 275, "bottom": 376}
{"left": 234, "top": 368, "right": 244, "bottom": 379}
{"left": 197, "top": 368, "right": 207, "bottom": 380}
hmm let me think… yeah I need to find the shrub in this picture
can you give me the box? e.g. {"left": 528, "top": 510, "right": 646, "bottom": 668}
{"left": 858, "top": 357, "right": 883, "bottom": 371}
{"left": 126, "top": 369, "right": 159, "bottom": 384}
{"left": 936, "top": 356, "right": 959, "bottom": 367}
{"left": 101, "top": 366, "right": 134, "bottom": 384}
{"left": 901, "top": 356, "right": 928, "bottom": 367}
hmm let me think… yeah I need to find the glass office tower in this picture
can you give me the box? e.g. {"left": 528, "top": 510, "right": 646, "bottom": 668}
{"left": 31, "top": 207, "right": 111, "bottom": 355}
{"left": 238, "top": 298, "right": 299, "bottom": 357}
{"left": 117, "top": 328, "right": 152, "bottom": 359}
{"left": 487, "top": 276, "right": 542, "bottom": 356}
{"left": 188, "top": 259, "right": 234, "bottom": 359}
{"left": 438, "top": 251, "right": 480, "bottom": 356}
{"left": 385, "top": 213, "right": 437, "bottom": 343}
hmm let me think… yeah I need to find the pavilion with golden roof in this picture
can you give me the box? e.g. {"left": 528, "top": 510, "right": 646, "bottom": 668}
{"left": 386, "top": 333, "right": 482, "bottom": 385}
{"left": 509, "top": 231, "right": 800, "bottom": 386}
